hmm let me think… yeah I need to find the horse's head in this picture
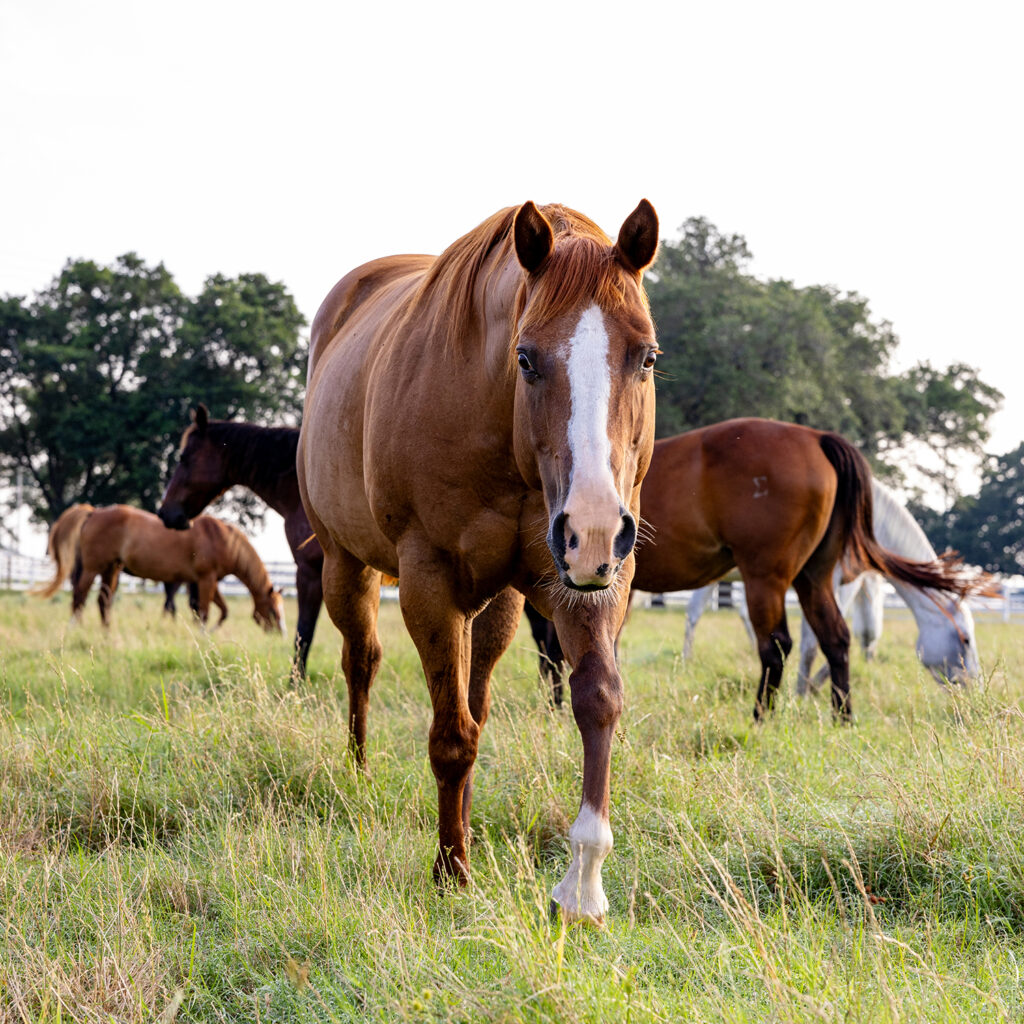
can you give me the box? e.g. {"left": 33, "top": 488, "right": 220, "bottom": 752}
{"left": 253, "top": 585, "right": 287, "bottom": 635}
{"left": 511, "top": 200, "right": 659, "bottom": 594}
{"left": 917, "top": 595, "right": 980, "bottom": 685}
{"left": 158, "top": 404, "right": 228, "bottom": 530}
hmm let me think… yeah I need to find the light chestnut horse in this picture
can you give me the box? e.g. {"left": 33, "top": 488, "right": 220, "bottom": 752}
{"left": 35, "top": 504, "right": 285, "bottom": 633}
{"left": 299, "top": 200, "right": 660, "bottom": 924}
{"left": 32, "top": 502, "right": 229, "bottom": 624}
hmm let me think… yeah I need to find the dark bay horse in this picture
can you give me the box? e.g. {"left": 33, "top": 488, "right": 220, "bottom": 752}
{"left": 34, "top": 504, "right": 286, "bottom": 633}
{"left": 529, "top": 418, "right": 981, "bottom": 720}
{"left": 158, "top": 405, "right": 323, "bottom": 677}
{"left": 299, "top": 200, "right": 660, "bottom": 924}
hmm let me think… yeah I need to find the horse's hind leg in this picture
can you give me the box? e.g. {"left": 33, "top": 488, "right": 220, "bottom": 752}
{"left": 794, "top": 572, "right": 852, "bottom": 721}
{"left": 742, "top": 576, "right": 792, "bottom": 721}
{"left": 163, "top": 582, "right": 179, "bottom": 618}
{"left": 321, "top": 548, "right": 382, "bottom": 764}
{"left": 70, "top": 563, "right": 95, "bottom": 622}
{"left": 97, "top": 564, "right": 122, "bottom": 627}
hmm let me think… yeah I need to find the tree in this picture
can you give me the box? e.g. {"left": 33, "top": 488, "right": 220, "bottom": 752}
{"left": 0, "top": 254, "right": 306, "bottom": 529}
{"left": 912, "top": 443, "right": 1024, "bottom": 575}
{"left": 648, "top": 217, "right": 1002, "bottom": 480}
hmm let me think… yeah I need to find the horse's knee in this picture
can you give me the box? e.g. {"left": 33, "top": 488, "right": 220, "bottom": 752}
{"left": 428, "top": 715, "right": 480, "bottom": 786}
{"left": 569, "top": 651, "right": 623, "bottom": 730}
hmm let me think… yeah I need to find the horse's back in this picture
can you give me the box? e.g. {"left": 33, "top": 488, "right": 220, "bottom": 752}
{"left": 308, "top": 254, "right": 433, "bottom": 380}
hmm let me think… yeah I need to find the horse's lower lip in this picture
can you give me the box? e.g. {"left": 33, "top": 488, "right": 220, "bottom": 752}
{"left": 560, "top": 575, "right": 614, "bottom": 593}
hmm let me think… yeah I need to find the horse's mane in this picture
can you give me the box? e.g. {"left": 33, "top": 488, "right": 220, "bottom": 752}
{"left": 406, "top": 204, "right": 650, "bottom": 361}
{"left": 870, "top": 479, "right": 936, "bottom": 562}
{"left": 207, "top": 517, "right": 273, "bottom": 596}
{"left": 181, "top": 420, "right": 300, "bottom": 496}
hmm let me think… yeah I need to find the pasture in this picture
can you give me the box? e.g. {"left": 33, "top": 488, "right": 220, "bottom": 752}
{"left": 2, "top": 591, "right": 1024, "bottom": 1023}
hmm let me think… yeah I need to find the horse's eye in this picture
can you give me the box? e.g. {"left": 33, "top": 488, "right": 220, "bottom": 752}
{"left": 517, "top": 350, "right": 537, "bottom": 378}
{"left": 642, "top": 348, "right": 659, "bottom": 371}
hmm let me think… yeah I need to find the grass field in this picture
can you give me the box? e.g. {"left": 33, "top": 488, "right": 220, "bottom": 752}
{"left": 2, "top": 589, "right": 1024, "bottom": 1023}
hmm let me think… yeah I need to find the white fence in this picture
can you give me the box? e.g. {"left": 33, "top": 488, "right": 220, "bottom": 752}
{"left": 4, "top": 548, "right": 1022, "bottom": 619}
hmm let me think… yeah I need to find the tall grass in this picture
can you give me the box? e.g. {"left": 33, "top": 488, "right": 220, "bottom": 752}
{"left": 2, "top": 589, "right": 1023, "bottom": 1022}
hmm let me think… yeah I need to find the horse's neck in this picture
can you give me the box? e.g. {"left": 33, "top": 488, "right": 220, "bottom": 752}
{"left": 215, "top": 425, "right": 300, "bottom": 517}
{"left": 871, "top": 480, "right": 935, "bottom": 560}
{"left": 870, "top": 481, "right": 950, "bottom": 624}
{"left": 225, "top": 529, "right": 272, "bottom": 597}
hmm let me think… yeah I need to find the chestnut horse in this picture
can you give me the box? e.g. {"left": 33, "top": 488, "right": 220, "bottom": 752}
{"left": 299, "top": 200, "right": 660, "bottom": 924}
{"left": 34, "top": 504, "right": 285, "bottom": 633}
{"left": 158, "top": 404, "right": 322, "bottom": 677}
{"left": 529, "top": 418, "right": 980, "bottom": 720}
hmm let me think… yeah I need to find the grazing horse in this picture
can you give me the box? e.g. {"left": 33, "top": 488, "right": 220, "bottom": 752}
{"left": 299, "top": 200, "right": 660, "bottom": 924}
{"left": 158, "top": 405, "right": 323, "bottom": 677}
{"left": 34, "top": 504, "right": 285, "bottom": 632}
{"left": 529, "top": 418, "right": 980, "bottom": 720}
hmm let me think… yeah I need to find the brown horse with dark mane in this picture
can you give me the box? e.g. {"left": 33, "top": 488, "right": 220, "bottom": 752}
{"left": 34, "top": 504, "right": 285, "bottom": 633}
{"left": 158, "top": 405, "right": 322, "bottom": 677}
{"left": 529, "top": 417, "right": 983, "bottom": 720}
{"left": 299, "top": 199, "right": 660, "bottom": 924}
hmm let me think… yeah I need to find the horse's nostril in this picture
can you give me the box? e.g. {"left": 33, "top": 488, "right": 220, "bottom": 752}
{"left": 613, "top": 511, "right": 637, "bottom": 560}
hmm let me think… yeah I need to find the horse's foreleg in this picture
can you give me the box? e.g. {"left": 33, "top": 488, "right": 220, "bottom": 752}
{"left": 742, "top": 578, "right": 792, "bottom": 721}
{"left": 163, "top": 582, "right": 179, "bottom": 618}
{"left": 683, "top": 584, "right": 715, "bottom": 660}
{"left": 397, "top": 553, "right": 477, "bottom": 886}
{"left": 291, "top": 559, "right": 324, "bottom": 681}
{"left": 195, "top": 575, "right": 217, "bottom": 628}
{"left": 796, "top": 617, "right": 823, "bottom": 696}
{"left": 97, "top": 564, "right": 121, "bottom": 627}
{"left": 211, "top": 586, "right": 228, "bottom": 629}
{"left": 794, "top": 574, "right": 852, "bottom": 722}
{"left": 321, "top": 549, "right": 382, "bottom": 764}
{"left": 547, "top": 598, "right": 627, "bottom": 926}
{"left": 462, "top": 587, "right": 525, "bottom": 833}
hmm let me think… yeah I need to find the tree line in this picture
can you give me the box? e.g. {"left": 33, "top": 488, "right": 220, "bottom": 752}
{"left": 2, "top": 224, "right": 1020, "bottom": 574}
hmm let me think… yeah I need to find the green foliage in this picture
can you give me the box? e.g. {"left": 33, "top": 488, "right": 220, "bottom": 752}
{"left": 913, "top": 443, "right": 1024, "bottom": 574}
{"left": 649, "top": 219, "right": 1002, "bottom": 478}
{"left": 0, "top": 254, "right": 306, "bottom": 527}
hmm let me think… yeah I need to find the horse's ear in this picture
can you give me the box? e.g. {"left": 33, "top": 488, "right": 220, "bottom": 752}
{"left": 193, "top": 404, "right": 209, "bottom": 430}
{"left": 514, "top": 201, "right": 554, "bottom": 274}
{"left": 615, "top": 199, "right": 659, "bottom": 274}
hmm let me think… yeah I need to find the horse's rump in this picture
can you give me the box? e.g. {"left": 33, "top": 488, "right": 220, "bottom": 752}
{"left": 30, "top": 503, "right": 96, "bottom": 598}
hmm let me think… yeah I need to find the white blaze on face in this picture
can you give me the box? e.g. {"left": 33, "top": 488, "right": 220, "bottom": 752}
{"left": 558, "top": 304, "right": 626, "bottom": 584}
{"left": 565, "top": 305, "right": 615, "bottom": 501}
{"left": 551, "top": 801, "right": 614, "bottom": 925}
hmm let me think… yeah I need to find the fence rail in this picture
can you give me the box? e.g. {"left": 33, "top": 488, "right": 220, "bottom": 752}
{"left": 3, "top": 549, "right": 1022, "bottom": 619}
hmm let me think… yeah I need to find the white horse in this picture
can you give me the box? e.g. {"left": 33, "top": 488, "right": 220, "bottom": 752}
{"left": 683, "top": 480, "right": 980, "bottom": 688}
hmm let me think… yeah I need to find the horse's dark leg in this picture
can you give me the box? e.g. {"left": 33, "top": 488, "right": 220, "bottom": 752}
{"left": 547, "top": 597, "right": 626, "bottom": 925}
{"left": 188, "top": 582, "right": 202, "bottom": 619}
{"left": 97, "top": 564, "right": 122, "bottom": 628}
{"left": 461, "top": 586, "right": 525, "bottom": 834}
{"left": 291, "top": 558, "right": 324, "bottom": 681}
{"left": 321, "top": 548, "right": 382, "bottom": 765}
{"left": 742, "top": 577, "right": 792, "bottom": 721}
{"left": 794, "top": 573, "right": 852, "bottom": 722}
{"left": 524, "top": 600, "right": 566, "bottom": 707}
{"left": 163, "top": 582, "right": 179, "bottom": 618}
{"left": 70, "top": 558, "right": 95, "bottom": 622}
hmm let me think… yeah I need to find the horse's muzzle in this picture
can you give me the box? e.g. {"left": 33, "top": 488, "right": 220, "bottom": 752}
{"left": 547, "top": 507, "right": 637, "bottom": 590}
{"left": 158, "top": 505, "right": 190, "bottom": 531}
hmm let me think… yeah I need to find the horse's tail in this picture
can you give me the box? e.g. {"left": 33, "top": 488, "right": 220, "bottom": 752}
{"left": 30, "top": 503, "right": 95, "bottom": 598}
{"left": 818, "top": 434, "right": 986, "bottom": 599}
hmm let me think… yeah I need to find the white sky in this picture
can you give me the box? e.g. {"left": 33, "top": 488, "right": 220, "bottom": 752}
{"left": 2, "top": 0, "right": 1022, "bottom": 561}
